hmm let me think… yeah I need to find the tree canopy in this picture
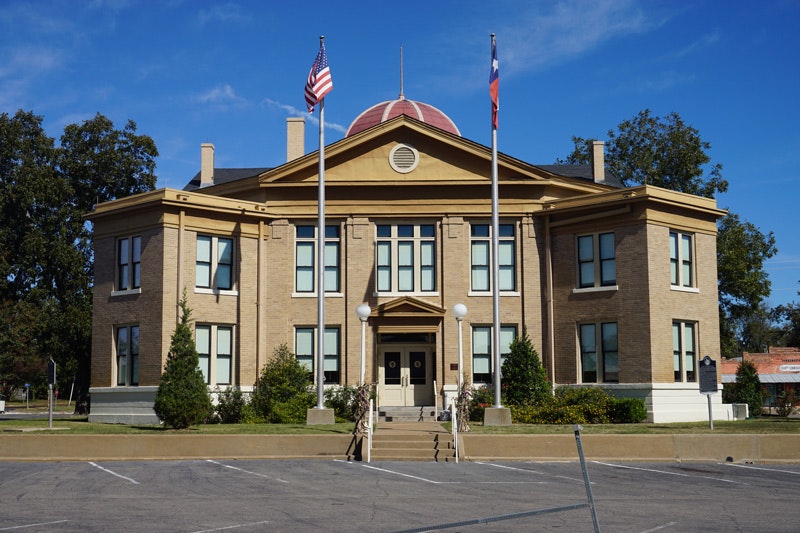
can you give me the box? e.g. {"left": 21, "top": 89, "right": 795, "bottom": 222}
{"left": 717, "top": 213, "right": 777, "bottom": 354}
{"left": 559, "top": 109, "right": 727, "bottom": 198}
{"left": 0, "top": 110, "right": 157, "bottom": 410}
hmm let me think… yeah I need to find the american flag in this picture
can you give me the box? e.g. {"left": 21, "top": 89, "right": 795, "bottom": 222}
{"left": 304, "top": 42, "right": 333, "bottom": 113}
{"left": 489, "top": 36, "right": 499, "bottom": 129}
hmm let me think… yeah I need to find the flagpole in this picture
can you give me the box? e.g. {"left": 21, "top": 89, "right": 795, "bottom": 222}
{"left": 490, "top": 33, "right": 503, "bottom": 409}
{"left": 315, "top": 37, "right": 327, "bottom": 411}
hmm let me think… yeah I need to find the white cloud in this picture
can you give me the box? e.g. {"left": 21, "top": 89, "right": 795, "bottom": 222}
{"left": 262, "top": 97, "right": 347, "bottom": 134}
{"left": 194, "top": 84, "right": 247, "bottom": 106}
{"left": 0, "top": 47, "right": 62, "bottom": 79}
{"left": 671, "top": 30, "right": 722, "bottom": 59}
{"left": 196, "top": 2, "right": 250, "bottom": 26}
{"left": 500, "top": 0, "right": 654, "bottom": 75}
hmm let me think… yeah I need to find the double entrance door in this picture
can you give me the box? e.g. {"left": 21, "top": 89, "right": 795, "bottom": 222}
{"left": 378, "top": 346, "right": 432, "bottom": 406}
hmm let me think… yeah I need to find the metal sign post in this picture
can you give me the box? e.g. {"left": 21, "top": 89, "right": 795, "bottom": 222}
{"left": 698, "top": 355, "right": 718, "bottom": 430}
{"left": 47, "top": 359, "right": 56, "bottom": 430}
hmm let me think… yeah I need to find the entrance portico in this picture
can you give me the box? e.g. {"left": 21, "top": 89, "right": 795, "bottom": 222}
{"left": 369, "top": 297, "right": 445, "bottom": 408}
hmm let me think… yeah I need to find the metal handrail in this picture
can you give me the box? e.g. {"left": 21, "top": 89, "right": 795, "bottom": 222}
{"left": 367, "top": 398, "right": 374, "bottom": 463}
{"left": 451, "top": 398, "right": 459, "bottom": 463}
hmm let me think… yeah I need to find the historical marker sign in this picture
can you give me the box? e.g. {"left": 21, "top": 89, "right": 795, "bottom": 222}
{"left": 699, "top": 355, "right": 718, "bottom": 395}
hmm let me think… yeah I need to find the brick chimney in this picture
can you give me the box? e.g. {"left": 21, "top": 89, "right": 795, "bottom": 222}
{"left": 592, "top": 140, "right": 605, "bottom": 184}
{"left": 286, "top": 117, "right": 305, "bottom": 162}
{"left": 200, "top": 143, "right": 214, "bottom": 187}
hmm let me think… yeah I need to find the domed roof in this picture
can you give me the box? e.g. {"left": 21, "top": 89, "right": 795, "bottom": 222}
{"left": 345, "top": 96, "right": 461, "bottom": 137}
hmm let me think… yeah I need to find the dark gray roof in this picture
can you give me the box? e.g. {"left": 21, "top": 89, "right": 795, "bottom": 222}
{"left": 183, "top": 168, "right": 271, "bottom": 192}
{"left": 537, "top": 164, "right": 624, "bottom": 188}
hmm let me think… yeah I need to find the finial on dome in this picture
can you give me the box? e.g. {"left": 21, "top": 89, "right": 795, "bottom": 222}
{"left": 399, "top": 45, "right": 405, "bottom": 100}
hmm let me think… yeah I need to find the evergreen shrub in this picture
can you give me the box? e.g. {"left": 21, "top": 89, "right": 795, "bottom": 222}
{"left": 153, "top": 296, "right": 212, "bottom": 429}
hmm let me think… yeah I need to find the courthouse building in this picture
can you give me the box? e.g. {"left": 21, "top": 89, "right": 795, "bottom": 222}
{"left": 87, "top": 95, "right": 728, "bottom": 424}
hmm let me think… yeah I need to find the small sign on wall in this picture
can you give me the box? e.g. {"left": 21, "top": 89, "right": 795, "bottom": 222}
{"left": 450, "top": 363, "right": 459, "bottom": 371}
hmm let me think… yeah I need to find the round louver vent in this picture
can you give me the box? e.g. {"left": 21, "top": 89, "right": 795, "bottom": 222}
{"left": 389, "top": 143, "right": 419, "bottom": 173}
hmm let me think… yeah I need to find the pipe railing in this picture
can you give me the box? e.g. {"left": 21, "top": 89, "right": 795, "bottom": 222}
{"left": 367, "top": 398, "right": 374, "bottom": 463}
{"left": 451, "top": 399, "right": 459, "bottom": 463}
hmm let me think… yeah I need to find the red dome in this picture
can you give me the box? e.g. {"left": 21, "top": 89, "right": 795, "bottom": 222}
{"left": 345, "top": 97, "right": 460, "bottom": 137}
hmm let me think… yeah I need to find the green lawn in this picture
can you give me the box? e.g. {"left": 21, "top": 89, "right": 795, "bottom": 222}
{"left": 2, "top": 408, "right": 799, "bottom": 436}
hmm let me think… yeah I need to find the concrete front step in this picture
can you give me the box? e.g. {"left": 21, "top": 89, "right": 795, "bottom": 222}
{"left": 377, "top": 406, "right": 438, "bottom": 422}
{"left": 370, "top": 431, "right": 456, "bottom": 462}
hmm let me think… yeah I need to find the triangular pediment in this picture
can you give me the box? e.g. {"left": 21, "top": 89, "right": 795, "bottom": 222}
{"left": 256, "top": 115, "right": 598, "bottom": 190}
{"left": 373, "top": 296, "right": 446, "bottom": 318}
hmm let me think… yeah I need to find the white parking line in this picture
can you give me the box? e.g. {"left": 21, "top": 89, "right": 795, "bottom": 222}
{"left": 359, "top": 464, "right": 457, "bottom": 484}
{"left": 88, "top": 462, "right": 139, "bottom": 484}
{"left": 0, "top": 520, "right": 69, "bottom": 531}
{"left": 639, "top": 521, "right": 679, "bottom": 532}
{"left": 723, "top": 463, "right": 800, "bottom": 475}
{"left": 206, "top": 460, "right": 288, "bottom": 483}
{"left": 190, "top": 520, "right": 272, "bottom": 532}
{"left": 476, "top": 461, "right": 583, "bottom": 482}
{"left": 592, "top": 461, "right": 749, "bottom": 485}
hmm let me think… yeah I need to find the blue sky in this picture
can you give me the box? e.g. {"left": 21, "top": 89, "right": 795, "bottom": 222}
{"left": 2, "top": 0, "right": 798, "bottom": 308}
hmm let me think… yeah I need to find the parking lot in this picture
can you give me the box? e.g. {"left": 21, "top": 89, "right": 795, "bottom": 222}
{"left": 1, "top": 458, "right": 799, "bottom": 532}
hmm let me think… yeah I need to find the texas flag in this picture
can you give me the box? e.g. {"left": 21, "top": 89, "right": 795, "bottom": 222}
{"left": 489, "top": 36, "right": 499, "bottom": 129}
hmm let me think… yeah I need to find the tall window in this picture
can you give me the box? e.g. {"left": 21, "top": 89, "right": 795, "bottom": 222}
{"left": 295, "top": 327, "right": 341, "bottom": 384}
{"left": 471, "top": 325, "right": 517, "bottom": 384}
{"left": 196, "top": 235, "right": 234, "bottom": 290}
{"left": 195, "top": 325, "right": 233, "bottom": 386}
{"left": 579, "top": 322, "right": 619, "bottom": 383}
{"left": 577, "top": 232, "right": 615, "bottom": 288}
{"left": 673, "top": 321, "right": 696, "bottom": 382}
{"left": 376, "top": 224, "right": 435, "bottom": 293}
{"left": 295, "top": 225, "right": 340, "bottom": 293}
{"left": 116, "top": 325, "right": 139, "bottom": 386}
{"left": 470, "top": 224, "right": 515, "bottom": 292}
{"left": 117, "top": 236, "right": 141, "bottom": 291}
{"left": 670, "top": 231, "right": 694, "bottom": 287}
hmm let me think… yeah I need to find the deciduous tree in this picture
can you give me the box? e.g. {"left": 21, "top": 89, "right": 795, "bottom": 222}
{"left": 0, "top": 110, "right": 157, "bottom": 412}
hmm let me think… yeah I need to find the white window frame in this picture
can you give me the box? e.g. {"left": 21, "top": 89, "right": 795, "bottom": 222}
{"left": 471, "top": 325, "right": 517, "bottom": 384}
{"left": 195, "top": 324, "right": 234, "bottom": 386}
{"left": 469, "top": 223, "right": 516, "bottom": 294}
{"left": 295, "top": 225, "right": 341, "bottom": 295}
{"left": 115, "top": 236, "right": 141, "bottom": 294}
{"left": 115, "top": 325, "right": 139, "bottom": 386}
{"left": 578, "top": 322, "right": 619, "bottom": 384}
{"left": 575, "top": 232, "right": 616, "bottom": 290}
{"left": 673, "top": 320, "right": 697, "bottom": 383}
{"left": 375, "top": 223, "right": 436, "bottom": 295}
{"left": 196, "top": 235, "right": 235, "bottom": 293}
{"left": 670, "top": 231, "right": 695, "bottom": 289}
{"left": 295, "top": 326, "right": 341, "bottom": 385}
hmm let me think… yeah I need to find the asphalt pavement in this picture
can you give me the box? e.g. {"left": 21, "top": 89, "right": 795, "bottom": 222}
{"left": 1, "top": 458, "right": 798, "bottom": 532}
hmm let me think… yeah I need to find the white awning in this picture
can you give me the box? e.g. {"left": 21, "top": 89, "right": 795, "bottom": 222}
{"left": 723, "top": 374, "right": 800, "bottom": 384}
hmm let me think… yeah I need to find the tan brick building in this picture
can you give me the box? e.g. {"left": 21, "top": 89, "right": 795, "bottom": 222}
{"left": 87, "top": 99, "right": 727, "bottom": 424}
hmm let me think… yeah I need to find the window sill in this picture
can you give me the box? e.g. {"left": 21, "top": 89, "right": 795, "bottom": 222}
{"left": 571, "top": 285, "right": 619, "bottom": 295}
{"left": 194, "top": 288, "right": 239, "bottom": 297}
{"left": 110, "top": 288, "right": 142, "bottom": 297}
{"left": 670, "top": 285, "right": 700, "bottom": 294}
{"left": 372, "top": 292, "right": 440, "bottom": 298}
{"left": 467, "top": 291, "right": 520, "bottom": 297}
{"left": 292, "top": 292, "right": 344, "bottom": 298}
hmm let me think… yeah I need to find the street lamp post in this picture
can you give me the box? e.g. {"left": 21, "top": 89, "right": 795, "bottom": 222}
{"left": 453, "top": 303, "right": 467, "bottom": 390}
{"left": 356, "top": 303, "right": 371, "bottom": 386}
